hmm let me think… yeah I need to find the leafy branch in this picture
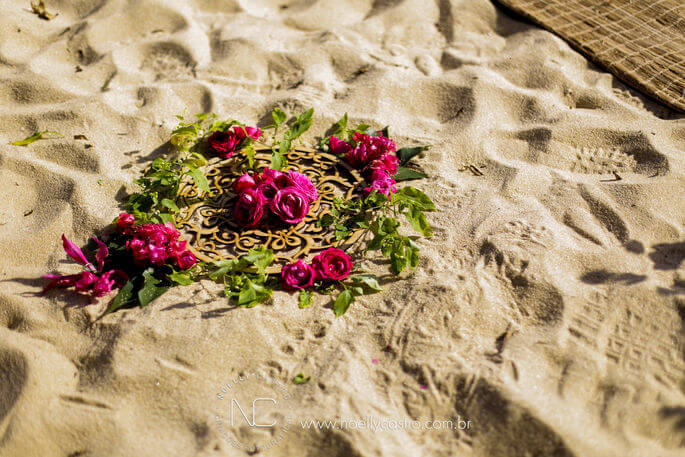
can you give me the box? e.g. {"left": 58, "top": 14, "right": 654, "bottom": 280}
{"left": 207, "top": 247, "right": 277, "bottom": 308}
{"left": 258, "top": 108, "right": 314, "bottom": 171}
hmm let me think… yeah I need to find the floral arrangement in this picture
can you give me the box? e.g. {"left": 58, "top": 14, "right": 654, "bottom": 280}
{"left": 42, "top": 108, "right": 435, "bottom": 316}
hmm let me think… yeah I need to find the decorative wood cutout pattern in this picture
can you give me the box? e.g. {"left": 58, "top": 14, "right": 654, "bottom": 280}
{"left": 176, "top": 147, "right": 364, "bottom": 272}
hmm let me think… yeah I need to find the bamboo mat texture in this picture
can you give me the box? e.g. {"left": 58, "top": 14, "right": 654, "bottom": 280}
{"left": 494, "top": 0, "right": 685, "bottom": 112}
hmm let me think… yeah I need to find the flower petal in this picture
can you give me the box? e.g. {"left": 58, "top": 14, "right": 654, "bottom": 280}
{"left": 61, "top": 234, "right": 93, "bottom": 269}
{"left": 91, "top": 236, "right": 109, "bottom": 272}
{"left": 41, "top": 273, "right": 80, "bottom": 295}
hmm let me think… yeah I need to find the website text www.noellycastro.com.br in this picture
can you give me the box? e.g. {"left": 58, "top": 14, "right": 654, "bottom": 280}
{"left": 299, "top": 416, "right": 471, "bottom": 432}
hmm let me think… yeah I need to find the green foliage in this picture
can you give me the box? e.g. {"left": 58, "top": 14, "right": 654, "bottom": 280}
{"left": 298, "top": 290, "right": 313, "bottom": 308}
{"left": 11, "top": 130, "right": 62, "bottom": 146}
{"left": 138, "top": 268, "right": 169, "bottom": 307}
{"left": 106, "top": 280, "right": 134, "bottom": 314}
{"left": 319, "top": 184, "right": 435, "bottom": 277}
{"left": 393, "top": 167, "right": 428, "bottom": 182}
{"left": 126, "top": 152, "right": 209, "bottom": 224}
{"left": 396, "top": 146, "right": 429, "bottom": 166}
{"left": 264, "top": 108, "right": 315, "bottom": 170}
{"left": 333, "top": 289, "right": 354, "bottom": 317}
{"left": 208, "top": 247, "right": 276, "bottom": 308}
{"left": 292, "top": 372, "right": 311, "bottom": 384}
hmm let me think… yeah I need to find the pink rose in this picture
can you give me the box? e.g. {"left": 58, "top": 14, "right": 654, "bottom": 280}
{"left": 116, "top": 213, "right": 136, "bottom": 233}
{"left": 256, "top": 179, "right": 281, "bottom": 201}
{"left": 366, "top": 153, "right": 398, "bottom": 177}
{"left": 244, "top": 126, "right": 262, "bottom": 141}
{"left": 280, "top": 260, "right": 316, "bottom": 290}
{"left": 232, "top": 173, "right": 256, "bottom": 194}
{"left": 233, "top": 188, "right": 266, "bottom": 228}
{"left": 329, "top": 136, "right": 352, "bottom": 155}
{"left": 346, "top": 133, "right": 396, "bottom": 169}
{"left": 363, "top": 173, "right": 397, "bottom": 199}
{"left": 173, "top": 250, "right": 197, "bottom": 270}
{"left": 208, "top": 126, "right": 262, "bottom": 159}
{"left": 259, "top": 168, "right": 284, "bottom": 182}
{"left": 286, "top": 171, "right": 318, "bottom": 203}
{"left": 312, "top": 248, "right": 353, "bottom": 281}
{"left": 270, "top": 187, "right": 310, "bottom": 225}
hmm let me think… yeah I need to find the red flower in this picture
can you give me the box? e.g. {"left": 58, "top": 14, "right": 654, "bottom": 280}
{"left": 280, "top": 260, "right": 316, "bottom": 290}
{"left": 208, "top": 126, "right": 262, "bottom": 159}
{"left": 312, "top": 248, "right": 353, "bottom": 281}
{"left": 270, "top": 187, "right": 310, "bottom": 225}
{"left": 173, "top": 250, "right": 197, "bottom": 270}
{"left": 233, "top": 188, "right": 266, "bottom": 228}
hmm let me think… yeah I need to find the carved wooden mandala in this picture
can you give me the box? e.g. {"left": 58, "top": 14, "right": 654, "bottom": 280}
{"left": 176, "top": 147, "right": 364, "bottom": 272}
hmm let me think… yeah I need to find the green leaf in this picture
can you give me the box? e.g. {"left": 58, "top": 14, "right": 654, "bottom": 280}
{"left": 396, "top": 146, "right": 428, "bottom": 166}
{"left": 11, "top": 130, "right": 63, "bottom": 146}
{"left": 237, "top": 278, "right": 272, "bottom": 307}
{"left": 298, "top": 290, "right": 313, "bottom": 308}
{"left": 138, "top": 268, "right": 169, "bottom": 307}
{"left": 316, "top": 213, "right": 336, "bottom": 228}
{"left": 209, "top": 258, "right": 242, "bottom": 280}
{"left": 243, "top": 247, "right": 274, "bottom": 274}
{"left": 287, "top": 108, "right": 314, "bottom": 140}
{"left": 187, "top": 168, "right": 210, "bottom": 192}
{"left": 395, "top": 187, "right": 436, "bottom": 211}
{"left": 330, "top": 113, "right": 348, "bottom": 138}
{"left": 271, "top": 149, "right": 286, "bottom": 170}
{"left": 158, "top": 213, "right": 175, "bottom": 224}
{"left": 393, "top": 167, "right": 428, "bottom": 182}
{"left": 182, "top": 153, "right": 207, "bottom": 168}
{"left": 349, "top": 274, "right": 382, "bottom": 294}
{"left": 106, "top": 280, "right": 135, "bottom": 314}
{"left": 161, "top": 198, "right": 179, "bottom": 212}
{"left": 168, "top": 271, "right": 194, "bottom": 286}
{"left": 244, "top": 145, "right": 255, "bottom": 168}
{"left": 380, "top": 126, "right": 389, "bottom": 137}
{"left": 404, "top": 206, "right": 433, "bottom": 237}
{"left": 238, "top": 280, "right": 257, "bottom": 306}
{"left": 272, "top": 107, "right": 287, "bottom": 126}
{"left": 292, "top": 372, "right": 311, "bottom": 384}
{"left": 333, "top": 289, "right": 354, "bottom": 317}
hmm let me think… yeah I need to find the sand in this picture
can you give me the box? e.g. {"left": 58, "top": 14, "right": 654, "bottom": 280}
{"left": 0, "top": 0, "right": 683, "bottom": 456}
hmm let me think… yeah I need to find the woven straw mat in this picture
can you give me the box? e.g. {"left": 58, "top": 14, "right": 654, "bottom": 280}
{"left": 494, "top": 0, "right": 685, "bottom": 112}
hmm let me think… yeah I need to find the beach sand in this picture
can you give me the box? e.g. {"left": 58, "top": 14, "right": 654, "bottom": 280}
{"left": 0, "top": 0, "right": 683, "bottom": 456}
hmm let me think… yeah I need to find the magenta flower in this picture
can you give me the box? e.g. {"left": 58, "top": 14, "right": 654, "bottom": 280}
{"left": 232, "top": 173, "right": 257, "bottom": 194}
{"left": 329, "top": 136, "right": 352, "bottom": 155}
{"left": 286, "top": 170, "right": 318, "bottom": 203}
{"left": 233, "top": 188, "right": 266, "bottom": 228}
{"left": 280, "top": 260, "right": 316, "bottom": 290}
{"left": 208, "top": 125, "right": 262, "bottom": 159}
{"left": 43, "top": 235, "right": 127, "bottom": 298}
{"left": 256, "top": 179, "right": 281, "bottom": 201}
{"left": 366, "top": 153, "right": 398, "bottom": 177}
{"left": 270, "top": 187, "right": 310, "bottom": 225}
{"left": 364, "top": 173, "right": 397, "bottom": 199}
{"left": 92, "top": 270, "right": 128, "bottom": 297}
{"left": 312, "top": 248, "right": 353, "bottom": 281}
{"left": 116, "top": 213, "right": 135, "bottom": 234}
{"left": 346, "top": 133, "right": 396, "bottom": 169}
{"left": 173, "top": 251, "right": 197, "bottom": 270}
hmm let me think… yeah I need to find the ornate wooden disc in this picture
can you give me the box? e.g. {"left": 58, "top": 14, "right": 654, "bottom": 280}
{"left": 175, "top": 147, "right": 364, "bottom": 272}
